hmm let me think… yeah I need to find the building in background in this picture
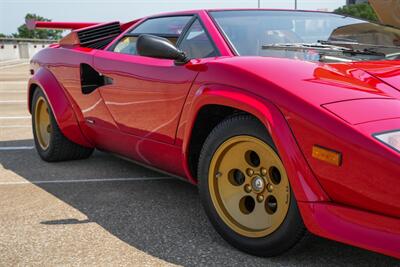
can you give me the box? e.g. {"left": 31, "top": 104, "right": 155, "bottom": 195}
{"left": 0, "top": 38, "right": 53, "bottom": 61}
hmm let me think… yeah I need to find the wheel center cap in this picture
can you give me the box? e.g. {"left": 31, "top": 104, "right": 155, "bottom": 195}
{"left": 252, "top": 176, "right": 264, "bottom": 192}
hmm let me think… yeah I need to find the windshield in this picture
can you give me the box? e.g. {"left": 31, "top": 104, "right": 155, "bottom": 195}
{"left": 210, "top": 10, "right": 400, "bottom": 62}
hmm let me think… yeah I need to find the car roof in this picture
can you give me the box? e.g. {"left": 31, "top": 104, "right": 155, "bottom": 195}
{"left": 144, "top": 8, "right": 332, "bottom": 18}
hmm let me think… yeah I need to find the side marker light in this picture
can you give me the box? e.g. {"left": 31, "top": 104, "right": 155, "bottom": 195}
{"left": 312, "top": 145, "right": 342, "bottom": 166}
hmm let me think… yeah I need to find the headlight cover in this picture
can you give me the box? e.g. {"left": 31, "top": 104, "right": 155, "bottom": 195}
{"left": 374, "top": 130, "right": 400, "bottom": 153}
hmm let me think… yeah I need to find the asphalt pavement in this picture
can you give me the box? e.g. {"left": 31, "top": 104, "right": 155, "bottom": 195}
{"left": 0, "top": 63, "right": 399, "bottom": 266}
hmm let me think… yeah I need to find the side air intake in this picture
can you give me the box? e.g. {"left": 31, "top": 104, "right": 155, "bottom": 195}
{"left": 77, "top": 22, "right": 121, "bottom": 49}
{"left": 59, "top": 22, "right": 122, "bottom": 49}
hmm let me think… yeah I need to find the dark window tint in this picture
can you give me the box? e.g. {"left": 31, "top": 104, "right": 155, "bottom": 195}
{"left": 131, "top": 16, "right": 192, "bottom": 36}
{"left": 179, "top": 19, "right": 217, "bottom": 59}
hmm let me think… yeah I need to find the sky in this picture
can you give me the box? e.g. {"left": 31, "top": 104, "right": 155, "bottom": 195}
{"left": 0, "top": 0, "right": 346, "bottom": 35}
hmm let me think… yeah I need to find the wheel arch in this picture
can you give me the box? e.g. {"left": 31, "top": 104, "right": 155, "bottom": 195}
{"left": 186, "top": 104, "right": 249, "bottom": 180}
{"left": 182, "top": 84, "right": 329, "bottom": 202}
{"left": 28, "top": 67, "right": 93, "bottom": 148}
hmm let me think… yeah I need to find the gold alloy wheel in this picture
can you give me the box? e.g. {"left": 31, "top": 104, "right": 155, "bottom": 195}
{"left": 208, "top": 135, "right": 290, "bottom": 238}
{"left": 34, "top": 96, "right": 52, "bottom": 150}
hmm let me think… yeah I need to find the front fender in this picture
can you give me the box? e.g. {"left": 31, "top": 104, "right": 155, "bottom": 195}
{"left": 28, "top": 66, "right": 93, "bottom": 148}
{"left": 182, "top": 84, "right": 329, "bottom": 202}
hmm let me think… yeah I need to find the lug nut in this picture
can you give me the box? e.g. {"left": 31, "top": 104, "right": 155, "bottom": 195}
{"left": 257, "top": 194, "right": 264, "bottom": 202}
{"left": 244, "top": 184, "right": 252, "bottom": 193}
{"left": 246, "top": 168, "right": 254, "bottom": 176}
{"left": 267, "top": 183, "right": 274, "bottom": 192}
{"left": 260, "top": 167, "right": 267, "bottom": 176}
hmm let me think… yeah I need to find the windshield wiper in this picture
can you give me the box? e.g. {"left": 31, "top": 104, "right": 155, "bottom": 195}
{"left": 262, "top": 43, "right": 347, "bottom": 52}
{"left": 261, "top": 43, "right": 386, "bottom": 57}
{"left": 318, "top": 40, "right": 399, "bottom": 50}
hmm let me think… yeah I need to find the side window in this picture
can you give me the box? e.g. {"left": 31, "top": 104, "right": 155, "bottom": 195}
{"left": 131, "top": 16, "right": 192, "bottom": 37}
{"left": 179, "top": 19, "right": 217, "bottom": 59}
{"left": 114, "top": 36, "right": 138, "bottom": 54}
{"left": 112, "top": 16, "right": 192, "bottom": 55}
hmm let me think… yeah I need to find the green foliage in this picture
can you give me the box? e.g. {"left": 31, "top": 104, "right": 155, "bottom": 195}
{"left": 334, "top": 3, "right": 378, "bottom": 22}
{"left": 13, "top": 13, "right": 63, "bottom": 40}
{"left": 0, "top": 33, "right": 12, "bottom": 38}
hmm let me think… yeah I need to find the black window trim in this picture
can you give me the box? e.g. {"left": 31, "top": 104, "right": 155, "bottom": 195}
{"left": 108, "top": 14, "right": 194, "bottom": 52}
{"left": 108, "top": 13, "right": 220, "bottom": 58}
{"left": 206, "top": 10, "right": 239, "bottom": 56}
{"left": 124, "top": 33, "right": 180, "bottom": 38}
{"left": 175, "top": 15, "right": 197, "bottom": 47}
{"left": 176, "top": 16, "right": 221, "bottom": 59}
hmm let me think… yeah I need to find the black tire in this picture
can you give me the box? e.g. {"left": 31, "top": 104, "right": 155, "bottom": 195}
{"left": 198, "top": 115, "right": 308, "bottom": 257}
{"left": 31, "top": 87, "right": 94, "bottom": 162}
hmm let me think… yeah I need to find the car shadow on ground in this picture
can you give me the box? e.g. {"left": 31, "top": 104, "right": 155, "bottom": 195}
{"left": 1, "top": 139, "right": 398, "bottom": 266}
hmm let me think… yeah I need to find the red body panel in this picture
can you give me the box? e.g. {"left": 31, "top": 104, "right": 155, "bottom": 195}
{"left": 92, "top": 50, "right": 197, "bottom": 144}
{"left": 323, "top": 99, "right": 400, "bottom": 124}
{"left": 28, "top": 66, "right": 93, "bottom": 148}
{"left": 299, "top": 202, "right": 400, "bottom": 258}
{"left": 26, "top": 20, "right": 98, "bottom": 30}
{"left": 27, "top": 20, "right": 139, "bottom": 32}
{"left": 28, "top": 9, "right": 400, "bottom": 259}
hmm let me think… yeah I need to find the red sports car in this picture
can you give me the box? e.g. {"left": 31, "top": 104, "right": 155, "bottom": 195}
{"left": 27, "top": 9, "right": 400, "bottom": 258}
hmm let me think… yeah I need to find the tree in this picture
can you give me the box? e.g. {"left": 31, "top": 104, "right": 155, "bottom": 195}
{"left": 13, "top": 13, "right": 63, "bottom": 40}
{"left": 334, "top": 3, "right": 378, "bottom": 22}
{"left": 0, "top": 33, "right": 12, "bottom": 38}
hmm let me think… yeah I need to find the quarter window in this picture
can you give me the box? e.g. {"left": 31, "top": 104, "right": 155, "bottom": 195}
{"left": 113, "top": 36, "right": 138, "bottom": 54}
{"left": 131, "top": 16, "right": 192, "bottom": 36}
{"left": 112, "top": 16, "right": 192, "bottom": 55}
{"left": 179, "top": 19, "right": 217, "bottom": 59}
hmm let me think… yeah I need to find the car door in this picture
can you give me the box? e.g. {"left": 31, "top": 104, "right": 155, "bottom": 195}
{"left": 92, "top": 15, "right": 201, "bottom": 144}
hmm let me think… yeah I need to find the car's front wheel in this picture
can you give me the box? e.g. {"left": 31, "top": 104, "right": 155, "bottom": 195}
{"left": 31, "top": 87, "right": 94, "bottom": 162}
{"left": 198, "top": 115, "right": 308, "bottom": 256}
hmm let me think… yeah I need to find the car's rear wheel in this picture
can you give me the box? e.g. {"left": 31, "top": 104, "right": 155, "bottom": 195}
{"left": 32, "top": 87, "right": 94, "bottom": 162}
{"left": 198, "top": 115, "right": 308, "bottom": 256}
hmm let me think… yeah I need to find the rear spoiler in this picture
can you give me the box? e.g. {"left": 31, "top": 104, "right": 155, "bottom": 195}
{"left": 26, "top": 20, "right": 98, "bottom": 30}
{"left": 25, "top": 19, "right": 139, "bottom": 49}
{"left": 26, "top": 19, "right": 138, "bottom": 32}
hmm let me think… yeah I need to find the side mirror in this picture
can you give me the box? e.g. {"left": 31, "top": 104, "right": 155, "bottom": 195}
{"left": 136, "top": 34, "right": 189, "bottom": 65}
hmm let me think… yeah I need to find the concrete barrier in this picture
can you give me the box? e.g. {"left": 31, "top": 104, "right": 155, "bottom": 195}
{"left": 0, "top": 38, "right": 54, "bottom": 61}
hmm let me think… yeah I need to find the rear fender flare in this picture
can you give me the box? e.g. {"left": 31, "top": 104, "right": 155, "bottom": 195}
{"left": 28, "top": 66, "right": 93, "bottom": 148}
{"left": 182, "top": 84, "right": 329, "bottom": 202}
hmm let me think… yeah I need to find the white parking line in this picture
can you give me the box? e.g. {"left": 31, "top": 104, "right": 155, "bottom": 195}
{"left": 0, "top": 125, "right": 30, "bottom": 128}
{"left": 0, "top": 176, "right": 173, "bottom": 185}
{"left": 0, "top": 116, "right": 31, "bottom": 119}
{"left": 0, "top": 100, "right": 26, "bottom": 103}
{"left": 0, "top": 146, "right": 34, "bottom": 150}
{"left": 0, "top": 59, "right": 28, "bottom": 64}
{"left": 0, "top": 80, "right": 27, "bottom": 83}
{"left": 0, "top": 90, "right": 26, "bottom": 93}
{"left": 0, "top": 63, "right": 29, "bottom": 70}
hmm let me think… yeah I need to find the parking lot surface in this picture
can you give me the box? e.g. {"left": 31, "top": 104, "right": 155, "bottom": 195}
{"left": 0, "top": 63, "right": 399, "bottom": 266}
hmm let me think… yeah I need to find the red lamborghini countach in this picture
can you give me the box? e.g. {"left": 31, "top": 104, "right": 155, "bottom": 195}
{"left": 27, "top": 9, "right": 400, "bottom": 258}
